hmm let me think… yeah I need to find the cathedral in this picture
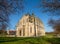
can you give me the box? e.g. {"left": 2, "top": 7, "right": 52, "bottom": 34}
{"left": 16, "top": 13, "right": 45, "bottom": 37}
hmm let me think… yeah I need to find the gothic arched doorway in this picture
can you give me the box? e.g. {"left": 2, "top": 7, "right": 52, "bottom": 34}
{"left": 20, "top": 30, "right": 21, "bottom": 36}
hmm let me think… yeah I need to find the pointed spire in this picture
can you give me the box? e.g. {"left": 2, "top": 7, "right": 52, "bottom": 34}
{"left": 25, "top": 12, "right": 30, "bottom": 16}
{"left": 32, "top": 13, "right": 34, "bottom": 16}
{"left": 32, "top": 13, "right": 35, "bottom": 18}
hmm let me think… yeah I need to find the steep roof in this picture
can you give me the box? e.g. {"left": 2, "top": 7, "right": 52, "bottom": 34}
{"left": 16, "top": 13, "right": 44, "bottom": 27}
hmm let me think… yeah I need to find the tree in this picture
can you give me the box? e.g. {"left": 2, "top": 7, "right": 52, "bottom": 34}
{"left": 41, "top": 0, "right": 60, "bottom": 16}
{"left": 48, "top": 19, "right": 60, "bottom": 35}
{"left": 38, "top": 0, "right": 60, "bottom": 35}
{"left": 0, "top": 0, "right": 24, "bottom": 34}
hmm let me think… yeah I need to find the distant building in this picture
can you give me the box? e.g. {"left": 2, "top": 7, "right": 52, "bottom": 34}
{"left": 16, "top": 13, "right": 45, "bottom": 37}
{"left": 7, "top": 30, "right": 16, "bottom": 37}
{"left": 7, "top": 30, "right": 16, "bottom": 35}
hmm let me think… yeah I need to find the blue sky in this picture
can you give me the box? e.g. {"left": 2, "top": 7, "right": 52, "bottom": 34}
{"left": 9, "top": 0, "right": 59, "bottom": 32}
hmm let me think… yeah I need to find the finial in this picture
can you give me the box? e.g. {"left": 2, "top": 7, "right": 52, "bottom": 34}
{"left": 32, "top": 13, "right": 35, "bottom": 17}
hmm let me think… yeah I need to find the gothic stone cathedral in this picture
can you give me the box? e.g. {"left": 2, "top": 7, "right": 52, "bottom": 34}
{"left": 16, "top": 13, "right": 45, "bottom": 37}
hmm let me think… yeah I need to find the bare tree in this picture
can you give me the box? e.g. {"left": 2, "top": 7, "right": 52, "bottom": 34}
{"left": 0, "top": 0, "right": 24, "bottom": 34}
{"left": 41, "top": 0, "right": 60, "bottom": 16}
{"left": 48, "top": 19, "right": 60, "bottom": 35}
{"left": 38, "top": 0, "right": 60, "bottom": 35}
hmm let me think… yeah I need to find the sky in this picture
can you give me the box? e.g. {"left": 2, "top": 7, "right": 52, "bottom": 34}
{"left": 9, "top": 0, "right": 59, "bottom": 32}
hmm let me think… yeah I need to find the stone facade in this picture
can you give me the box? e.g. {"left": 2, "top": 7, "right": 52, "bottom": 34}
{"left": 16, "top": 13, "right": 45, "bottom": 37}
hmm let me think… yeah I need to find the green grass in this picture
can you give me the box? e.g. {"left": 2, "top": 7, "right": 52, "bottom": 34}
{"left": 45, "top": 34, "right": 54, "bottom": 38}
{"left": 0, "top": 37, "right": 60, "bottom": 44}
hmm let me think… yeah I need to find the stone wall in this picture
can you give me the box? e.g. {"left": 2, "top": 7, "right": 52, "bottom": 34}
{"left": 16, "top": 14, "right": 45, "bottom": 37}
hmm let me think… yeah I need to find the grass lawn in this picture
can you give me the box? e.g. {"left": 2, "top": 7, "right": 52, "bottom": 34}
{"left": 0, "top": 37, "right": 60, "bottom": 44}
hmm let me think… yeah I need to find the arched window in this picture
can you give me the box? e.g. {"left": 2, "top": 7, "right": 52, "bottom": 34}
{"left": 20, "top": 30, "right": 21, "bottom": 36}
{"left": 23, "top": 25, "right": 25, "bottom": 36}
{"left": 30, "top": 27, "right": 32, "bottom": 33}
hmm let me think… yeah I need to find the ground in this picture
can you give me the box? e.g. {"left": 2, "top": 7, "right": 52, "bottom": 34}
{"left": 0, "top": 37, "right": 60, "bottom": 44}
